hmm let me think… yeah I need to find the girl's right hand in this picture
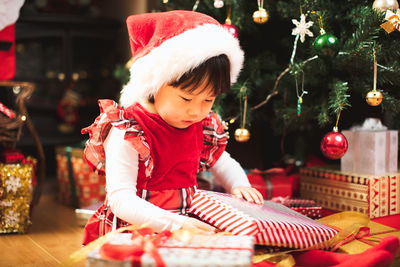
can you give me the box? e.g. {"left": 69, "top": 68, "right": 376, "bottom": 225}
{"left": 181, "top": 217, "right": 216, "bottom": 235}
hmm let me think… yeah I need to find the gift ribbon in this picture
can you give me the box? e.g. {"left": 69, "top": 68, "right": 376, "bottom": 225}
{"left": 317, "top": 211, "right": 400, "bottom": 252}
{"left": 60, "top": 224, "right": 149, "bottom": 266}
{"left": 380, "top": 9, "right": 400, "bottom": 33}
{"left": 254, "top": 211, "right": 399, "bottom": 266}
{"left": 100, "top": 227, "right": 172, "bottom": 267}
{"left": 329, "top": 226, "right": 399, "bottom": 252}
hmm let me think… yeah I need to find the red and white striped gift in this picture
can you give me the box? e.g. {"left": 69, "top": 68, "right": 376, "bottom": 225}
{"left": 188, "top": 190, "right": 338, "bottom": 249}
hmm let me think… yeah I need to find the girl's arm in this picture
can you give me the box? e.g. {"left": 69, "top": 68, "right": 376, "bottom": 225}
{"left": 209, "top": 151, "right": 264, "bottom": 204}
{"left": 104, "top": 127, "right": 188, "bottom": 232}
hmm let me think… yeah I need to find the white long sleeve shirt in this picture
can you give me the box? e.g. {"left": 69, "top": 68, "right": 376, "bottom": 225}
{"left": 104, "top": 127, "right": 251, "bottom": 232}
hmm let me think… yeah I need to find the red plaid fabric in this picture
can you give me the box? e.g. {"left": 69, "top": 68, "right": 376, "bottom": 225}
{"left": 81, "top": 99, "right": 152, "bottom": 177}
{"left": 199, "top": 113, "right": 228, "bottom": 171}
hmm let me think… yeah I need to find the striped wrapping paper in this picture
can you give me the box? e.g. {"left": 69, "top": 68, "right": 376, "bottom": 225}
{"left": 188, "top": 190, "right": 338, "bottom": 249}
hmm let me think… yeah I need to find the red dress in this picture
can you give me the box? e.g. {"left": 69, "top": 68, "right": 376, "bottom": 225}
{"left": 81, "top": 100, "right": 228, "bottom": 245}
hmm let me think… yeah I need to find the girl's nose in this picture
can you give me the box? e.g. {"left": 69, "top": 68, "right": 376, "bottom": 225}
{"left": 187, "top": 105, "right": 201, "bottom": 118}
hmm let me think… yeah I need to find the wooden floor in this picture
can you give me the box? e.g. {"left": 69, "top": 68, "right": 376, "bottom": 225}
{"left": 0, "top": 183, "right": 85, "bottom": 267}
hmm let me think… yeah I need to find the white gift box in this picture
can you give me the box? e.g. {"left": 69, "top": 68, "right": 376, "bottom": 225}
{"left": 341, "top": 118, "right": 398, "bottom": 175}
{"left": 86, "top": 233, "right": 254, "bottom": 267}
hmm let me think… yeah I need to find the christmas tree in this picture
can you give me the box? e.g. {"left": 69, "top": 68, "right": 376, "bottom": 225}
{"left": 153, "top": 0, "right": 400, "bottom": 168}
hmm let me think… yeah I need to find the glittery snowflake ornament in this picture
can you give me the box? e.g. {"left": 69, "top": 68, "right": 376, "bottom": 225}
{"left": 292, "top": 14, "right": 314, "bottom": 43}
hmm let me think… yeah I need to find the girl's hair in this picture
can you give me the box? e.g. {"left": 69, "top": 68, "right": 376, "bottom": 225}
{"left": 149, "top": 54, "right": 230, "bottom": 102}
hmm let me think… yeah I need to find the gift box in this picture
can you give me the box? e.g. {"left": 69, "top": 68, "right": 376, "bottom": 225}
{"left": 86, "top": 232, "right": 255, "bottom": 267}
{"left": 75, "top": 202, "right": 102, "bottom": 227}
{"left": 271, "top": 197, "right": 322, "bottom": 219}
{"left": 340, "top": 118, "right": 398, "bottom": 176}
{"left": 0, "top": 161, "right": 34, "bottom": 233}
{"left": 188, "top": 190, "right": 338, "bottom": 249}
{"left": 300, "top": 165, "right": 400, "bottom": 218}
{"left": 55, "top": 146, "right": 106, "bottom": 208}
{"left": 317, "top": 211, "right": 400, "bottom": 266}
{"left": 247, "top": 169, "right": 298, "bottom": 200}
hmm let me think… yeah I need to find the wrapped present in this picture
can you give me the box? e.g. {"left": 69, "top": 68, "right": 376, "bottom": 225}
{"left": 75, "top": 202, "right": 102, "bottom": 227}
{"left": 247, "top": 168, "right": 299, "bottom": 200}
{"left": 0, "top": 148, "right": 25, "bottom": 164}
{"left": 271, "top": 197, "right": 322, "bottom": 219}
{"left": 55, "top": 146, "right": 106, "bottom": 208}
{"left": 86, "top": 231, "right": 254, "bottom": 267}
{"left": 188, "top": 190, "right": 338, "bottom": 249}
{"left": 341, "top": 118, "right": 398, "bottom": 175}
{"left": 0, "top": 161, "right": 34, "bottom": 233}
{"left": 318, "top": 211, "right": 400, "bottom": 265}
{"left": 300, "top": 165, "right": 400, "bottom": 218}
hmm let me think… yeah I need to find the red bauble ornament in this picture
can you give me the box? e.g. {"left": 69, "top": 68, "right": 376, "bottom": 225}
{"left": 320, "top": 128, "right": 348, "bottom": 160}
{"left": 222, "top": 19, "right": 239, "bottom": 38}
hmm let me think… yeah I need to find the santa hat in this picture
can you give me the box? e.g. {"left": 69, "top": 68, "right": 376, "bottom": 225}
{"left": 119, "top": 10, "right": 244, "bottom": 108}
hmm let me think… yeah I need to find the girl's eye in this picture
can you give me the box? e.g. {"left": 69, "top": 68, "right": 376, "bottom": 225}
{"left": 180, "top": 96, "right": 191, "bottom": 102}
{"left": 205, "top": 99, "right": 214, "bottom": 103}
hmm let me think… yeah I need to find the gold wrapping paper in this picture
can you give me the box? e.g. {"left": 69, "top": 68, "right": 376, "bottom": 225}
{"left": 0, "top": 163, "right": 33, "bottom": 233}
{"left": 318, "top": 211, "right": 400, "bottom": 254}
{"left": 300, "top": 166, "right": 400, "bottom": 218}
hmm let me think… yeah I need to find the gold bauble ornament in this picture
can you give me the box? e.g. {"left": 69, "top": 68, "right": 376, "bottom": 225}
{"left": 372, "top": 0, "right": 399, "bottom": 11}
{"left": 252, "top": 8, "right": 269, "bottom": 24}
{"left": 234, "top": 128, "right": 250, "bottom": 142}
{"left": 366, "top": 89, "right": 383, "bottom": 106}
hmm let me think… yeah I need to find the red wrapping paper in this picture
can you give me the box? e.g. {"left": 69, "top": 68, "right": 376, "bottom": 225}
{"left": 247, "top": 168, "right": 299, "bottom": 200}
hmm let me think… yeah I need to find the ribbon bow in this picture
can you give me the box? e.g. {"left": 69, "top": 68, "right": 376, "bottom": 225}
{"left": 317, "top": 211, "right": 399, "bottom": 252}
{"left": 99, "top": 227, "right": 172, "bottom": 267}
{"left": 380, "top": 9, "right": 400, "bottom": 33}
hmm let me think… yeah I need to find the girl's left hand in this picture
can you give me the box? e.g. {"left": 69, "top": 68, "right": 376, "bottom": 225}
{"left": 231, "top": 186, "right": 264, "bottom": 205}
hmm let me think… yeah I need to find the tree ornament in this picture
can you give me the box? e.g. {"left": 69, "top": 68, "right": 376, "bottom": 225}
{"left": 222, "top": 19, "right": 239, "bottom": 38}
{"left": 292, "top": 14, "right": 314, "bottom": 43}
{"left": 320, "top": 127, "right": 348, "bottom": 160}
{"left": 214, "top": 0, "right": 224, "bottom": 8}
{"left": 253, "top": 0, "right": 269, "bottom": 24}
{"left": 295, "top": 71, "right": 308, "bottom": 116}
{"left": 234, "top": 86, "right": 250, "bottom": 142}
{"left": 253, "top": 8, "right": 269, "bottom": 24}
{"left": 366, "top": 90, "right": 383, "bottom": 106}
{"left": 372, "top": 0, "right": 399, "bottom": 11}
{"left": 380, "top": 9, "right": 400, "bottom": 33}
{"left": 222, "top": 6, "right": 239, "bottom": 38}
{"left": 366, "top": 48, "right": 383, "bottom": 106}
{"left": 313, "top": 30, "right": 339, "bottom": 58}
{"left": 234, "top": 128, "right": 250, "bottom": 142}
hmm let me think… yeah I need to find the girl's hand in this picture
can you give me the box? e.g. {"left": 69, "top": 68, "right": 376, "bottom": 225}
{"left": 232, "top": 186, "right": 264, "bottom": 205}
{"left": 181, "top": 217, "right": 216, "bottom": 235}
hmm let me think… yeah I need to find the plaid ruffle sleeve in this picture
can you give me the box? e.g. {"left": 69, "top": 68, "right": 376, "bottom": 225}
{"left": 81, "top": 100, "right": 153, "bottom": 177}
{"left": 198, "top": 112, "right": 229, "bottom": 172}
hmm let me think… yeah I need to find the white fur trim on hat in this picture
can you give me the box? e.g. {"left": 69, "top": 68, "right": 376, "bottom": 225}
{"left": 119, "top": 24, "right": 244, "bottom": 108}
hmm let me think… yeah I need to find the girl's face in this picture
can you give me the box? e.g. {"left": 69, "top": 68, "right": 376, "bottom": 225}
{"left": 153, "top": 83, "right": 216, "bottom": 129}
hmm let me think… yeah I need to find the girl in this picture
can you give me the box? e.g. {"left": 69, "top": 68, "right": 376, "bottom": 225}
{"left": 82, "top": 10, "right": 263, "bottom": 245}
